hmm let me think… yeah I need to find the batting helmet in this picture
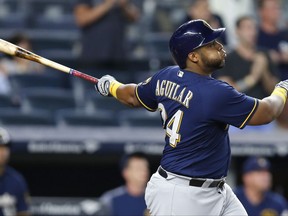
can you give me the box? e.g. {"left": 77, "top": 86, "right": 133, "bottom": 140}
{"left": 169, "top": 19, "right": 225, "bottom": 69}
{"left": 0, "top": 127, "right": 11, "bottom": 147}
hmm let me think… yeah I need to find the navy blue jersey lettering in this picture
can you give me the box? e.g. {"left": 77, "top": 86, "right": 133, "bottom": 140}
{"left": 136, "top": 66, "right": 258, "bottom": 178}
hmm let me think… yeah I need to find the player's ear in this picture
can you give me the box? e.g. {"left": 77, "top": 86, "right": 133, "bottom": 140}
{"left": 188, "top": 52, "right": 198, "bottom": 63}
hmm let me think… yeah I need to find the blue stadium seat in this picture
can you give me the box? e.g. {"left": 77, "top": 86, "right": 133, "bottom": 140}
{"left": 0, "top": 108, "right": 55, "bottom": 126}
{"left": 0, "top": 94, "right": 19, "bottom": 108}
{"left": 21, "top": 87, "right": 76, "bottom": 113}
{"left": 9, "top": 73, "right": 70, "bottom": 93}
{"left": 119, "top": 109, "right": 161, "bottom": 127}
{"left": 32, "top": 15, "right": 77, "bottom": 30}
{"left": 56, "top": 109, "right": 119, "bottom": 127}
{"left": 86, "top": 93, "right": 130, "bottom": 113}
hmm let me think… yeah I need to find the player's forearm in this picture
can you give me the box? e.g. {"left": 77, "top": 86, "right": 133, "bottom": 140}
{"left": 261, "top": 94, "right": 285, "bottom": 120}
{"left": 74, "top": 3, "right": 113, "bottom": 27}
{"left": 249, "top": 87, "right": 286, "bottom": 125}
{"left": 115, "top": 84, "right": 142, "bottom": 107}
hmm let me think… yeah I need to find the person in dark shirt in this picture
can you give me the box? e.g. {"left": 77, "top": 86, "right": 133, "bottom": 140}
{"left": 183, "top": 0, "right": 227, "bottom": 45}
{"left": 234, "top": 156, "right": 288, "bottom": 216}
{"left": 256, "top": 0, "right": 288, "bottom": 129}
{"left": 99, "top": 152, "right": 150, "bottom": 216}
{"left": 257, "top": 0, "right": 288, "bottom": 80}
{"left": 73, "top": 0, "right": 141, "bottom": 70}
{"left": 217, "top": 16, "right": 279, "bottom": 99}
{"left": 0, "top": 128, "right": 30, "bottom": 216}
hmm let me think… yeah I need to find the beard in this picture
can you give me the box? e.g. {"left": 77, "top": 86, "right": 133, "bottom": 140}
{"left": 200, "top": 52, "right": 225, "bottom": 70}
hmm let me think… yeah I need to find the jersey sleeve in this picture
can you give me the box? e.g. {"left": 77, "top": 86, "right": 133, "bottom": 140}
{"left": 208, "top": 82, "right": 258, "bottom": 129}
{"left": 135, "top": 77, "right": 158, "bottom": 112}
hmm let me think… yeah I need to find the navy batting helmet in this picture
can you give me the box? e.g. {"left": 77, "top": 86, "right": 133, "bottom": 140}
{"left": 169, "top": 19, "right": 225, "bottom": 69}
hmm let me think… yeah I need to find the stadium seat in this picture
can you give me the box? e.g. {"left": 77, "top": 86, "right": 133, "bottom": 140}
{"left": 0, "top": 108, "right": 55, "bottom": 126}
{"left": 119, "top": 110, "right": 161, "bottom": 127}
{"left": 9, "top": 73, "right": 70, "bottom": 93}
{"left": 21, "top": 88, "right": 76, "bottom": 113}
{"left": 86, "top": 93, "right": 130, "bottom": 113}
{"left": 56, "top": 109, "right": 119, "bottom": 127}
{"left": 0, "top": 94, "right": 19, "bottom": 108}
{"left": 32, "top": 15, "right": 77, "bottom": 30}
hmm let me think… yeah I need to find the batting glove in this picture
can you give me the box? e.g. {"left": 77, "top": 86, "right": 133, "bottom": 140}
{"left": 95, "top": 75, "right": 116, "bottom": 96}
{"left": 276, "top": 80, "right": 288, "bottom": 93}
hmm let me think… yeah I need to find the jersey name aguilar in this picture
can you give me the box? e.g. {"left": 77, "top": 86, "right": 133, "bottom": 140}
{"left": 155, "top": 79, "right": 193, "bottom": 108}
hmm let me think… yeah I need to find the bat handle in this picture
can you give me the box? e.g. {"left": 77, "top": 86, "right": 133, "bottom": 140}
{"left": 69, "top": 69, "right": 98, "bottom": 84}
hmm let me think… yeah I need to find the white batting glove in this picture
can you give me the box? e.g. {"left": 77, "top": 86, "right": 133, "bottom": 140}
{"left": 276, "top": 80, "right": 288, "bottom": 93}
{"left": 95, "top": 75, "right": 116, "bottom": 96}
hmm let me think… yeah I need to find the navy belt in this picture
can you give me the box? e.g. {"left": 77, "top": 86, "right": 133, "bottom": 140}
{"left": 158, "top": 166, "right": 225, "bottom": 188}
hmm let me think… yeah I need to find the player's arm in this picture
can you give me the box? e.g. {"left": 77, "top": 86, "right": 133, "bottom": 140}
{"left": 74, "top": 0, "right": 115, "bottom": 27}
{"left": 248, "top": 81, "right": 288, "bottom": 125}
{"left": 95, "top": 75, "right": 142, "bottom": 107}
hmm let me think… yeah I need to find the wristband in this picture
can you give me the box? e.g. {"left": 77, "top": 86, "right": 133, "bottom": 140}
{"left": 109, "top": 80, "right": 123, "bottom": 99}
{"left": 271, "top": 87, "right": 287, "bottom": 103}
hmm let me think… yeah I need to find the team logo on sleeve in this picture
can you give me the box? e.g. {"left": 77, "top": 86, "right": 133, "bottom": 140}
{"left": 140, "top": 77, "right": 152, "bottom": 86}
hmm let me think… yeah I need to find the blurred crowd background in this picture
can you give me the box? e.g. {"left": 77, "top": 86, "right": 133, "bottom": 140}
{"left": 1, "top": 0, "right": 288, "bottom": 215}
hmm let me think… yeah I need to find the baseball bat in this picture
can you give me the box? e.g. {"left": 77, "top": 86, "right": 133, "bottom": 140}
{"left": 0, "top": 38, "right": 98, "bottom": 84}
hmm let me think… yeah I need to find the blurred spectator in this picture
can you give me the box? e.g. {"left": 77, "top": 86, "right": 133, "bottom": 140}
{"left": 209, "top": 0, "right": 254, "bottom": 47}
{"left": 257, "top": 0, "right": 288, "bottom": 80}
{"left": 182, "top": 0, "right": 227, "bottom": 45}
{"left": 73, "top": 0, "right": 141, "bottom": 71}
{"left": 99, "top": 152, "right": 150, "bottom": 216}
{"left": 234, "top": 156, "right": 288, "bottom": 216}
{"left": 0, "top": 33, "right": 44, "bottom": 94}
{"left": 0, "top": 128, "right": 30, "bottom": 216}
{"left": 216, "top": 16, "right": 279, "bottom": 99}
{"left": 0, "top": 33, "right": 44, "bottom": 75}
{"left": 257, "top": 0, "right": 288, "bottom": 129}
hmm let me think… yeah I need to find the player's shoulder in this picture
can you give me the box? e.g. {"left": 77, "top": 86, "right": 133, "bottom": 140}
{"left": 4, "top": 166, "right": 27, "bottom": 186}
{"left": 233, "top": 186, "right": 245, "bottom": 197}
{"left": 204, "top": 77, "right": 237, "bottom": 96}
{"left": 266, "top": 191, "right": 288, "bottom": 205}
{"left": 5, "top": 166, "right": 25, "bottom": 179}
{"left": 100, "top": 186, "right": 127, "bottom": 202}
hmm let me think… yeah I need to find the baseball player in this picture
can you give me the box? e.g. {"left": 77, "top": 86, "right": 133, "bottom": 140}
{"left": 235, "top": 157, "right": 288, "bottom": 216}
{"left": 95, "top": 19, "right": 288, "bottom": 215}
{"left": 0, "top": 128, "right": 30, "bottom": 216}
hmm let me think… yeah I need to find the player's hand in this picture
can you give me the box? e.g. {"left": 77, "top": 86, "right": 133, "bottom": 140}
{"left": 276, "top": 80, "right": 288, "bottom": 93}
{"left": 95, "top": 75, "right": 116, "bottom": 96}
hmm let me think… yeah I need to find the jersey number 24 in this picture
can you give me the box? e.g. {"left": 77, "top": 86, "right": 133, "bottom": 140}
{"left": 158, "top": 103, "right": 183, "bottom": 148}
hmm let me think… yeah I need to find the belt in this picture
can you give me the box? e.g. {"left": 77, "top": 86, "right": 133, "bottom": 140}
{"left": 158, "top": 166, "right": 225, "bottom": 189}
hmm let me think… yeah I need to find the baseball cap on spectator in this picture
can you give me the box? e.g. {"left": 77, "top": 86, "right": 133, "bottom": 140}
{"left": 0, "top": 127, "right": 11, "bottom": 147}
{"left": 242, "top": 156, "right": 271, "bottom": 174}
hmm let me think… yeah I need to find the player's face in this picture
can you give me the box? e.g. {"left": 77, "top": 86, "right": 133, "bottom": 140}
{"left": 123, "top": 158, "right": 150, "bottom": 187}
{"left": 0, "top": 146, "right": 10, "bottom": 166}
{"left": 236, "top": 18, "right": 257, "bottom": 47}
{"left": 245, "top": 170, "right": 272, "bottom": 192}
{"left": 197, "top": 40, "right": 226, "bottom": 70}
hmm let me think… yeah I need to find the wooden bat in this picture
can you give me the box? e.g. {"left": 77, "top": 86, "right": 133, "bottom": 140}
{"left": 0, "top": 38, "right": 98, "bottom": 84}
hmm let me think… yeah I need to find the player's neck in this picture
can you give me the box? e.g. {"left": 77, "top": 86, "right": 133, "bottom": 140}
{"left": 260, "top": 21, "right": 278, "bottom": 34}
{"left": 184, "top": 68, "right": 212, "bottom": 76}
{"left": 126, "top": 183, "right": 145, "bottom": 196}
{"left": 244, "top": 187, "right": 265, "bottom": 205}
{"left": 0, "top": 166, "right": 5, "bottom": 176}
